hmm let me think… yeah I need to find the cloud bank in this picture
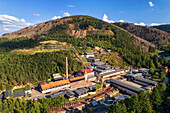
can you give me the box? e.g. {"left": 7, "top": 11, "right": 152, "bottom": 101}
{"left": 0, "top": 14, "right": 31, "bottom": 36}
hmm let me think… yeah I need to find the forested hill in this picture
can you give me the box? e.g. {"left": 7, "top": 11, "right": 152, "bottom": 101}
{"left": 2, "top": 15, "right": 155, "bottom": 52}
{"left": 153, "top": 24, "right": 170, "bottom": 33}
{"left": 114, "top": 22, "right": 170, "bottom": 50}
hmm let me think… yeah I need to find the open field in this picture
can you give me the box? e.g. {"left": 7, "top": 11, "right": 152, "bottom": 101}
{"left": 10, "top": 40, "right": 74, "bottom": 55}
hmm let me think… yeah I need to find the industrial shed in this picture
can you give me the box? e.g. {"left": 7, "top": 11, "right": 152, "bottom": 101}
{"left": 49, "top": 90, "right": 66, "bottom": 99}
{"left": 109, "top": 79, "right": 143, "bottom": 93}
{"left": 74, "top": 87, "right": 89, "bottom": 98}
{"left": 135, "top": 77, "right": 158, "bottom": 86}
{"left": 13, "top": 90, "right": 25, "bottom": 98}
{"left": 4, "top": 90, "right": 12, "bottom": 99}
{"left": 65, "top": 89, "right": 75, "bottom": 101}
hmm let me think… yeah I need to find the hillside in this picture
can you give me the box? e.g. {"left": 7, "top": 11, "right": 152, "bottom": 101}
{"left": 0, "top": 15, "right": 168, "bottom": 91}
{"left": 153, "top": 24, "right": 170, "bottom": 33}
{"left": 2, "top": 15, "right": 155, "bottom": 52}
{"left": 2, "top": 15, "right": 114, "bottom": 39}
{"left": 114, "top": 22, "right": 170, "bottom": 50}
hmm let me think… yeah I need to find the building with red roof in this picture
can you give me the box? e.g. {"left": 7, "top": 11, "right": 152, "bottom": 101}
{"left": 79, "top": 69, "right": 95, "bottom": 82}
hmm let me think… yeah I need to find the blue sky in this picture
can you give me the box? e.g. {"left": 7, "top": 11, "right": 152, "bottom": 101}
{"left": 0, "top": 0, "right": 170, "bottom": 36}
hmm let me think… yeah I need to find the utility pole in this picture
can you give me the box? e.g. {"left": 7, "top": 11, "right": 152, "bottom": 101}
{"left": 66, "top": 57, "right": 68, "bottom": 79}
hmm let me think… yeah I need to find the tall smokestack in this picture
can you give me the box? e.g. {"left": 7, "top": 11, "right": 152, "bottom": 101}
{"left": 66, "top": 57, "right": 68, "bottom": 79}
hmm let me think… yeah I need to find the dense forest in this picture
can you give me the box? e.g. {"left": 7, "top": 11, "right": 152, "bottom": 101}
{"left": 0, "top": 96, "right": 70, "bottom": 113}
{"left": 0, "top": 50, "right": 82, "bottom": 90}
{"left": 114, "top": 22, "right": 170, "bottom": 51}
{"left": 109, "top": 82, "right": 170, "bottom": 113}
{"left": 153, "top": 24, "right": 170, "bottom": 33}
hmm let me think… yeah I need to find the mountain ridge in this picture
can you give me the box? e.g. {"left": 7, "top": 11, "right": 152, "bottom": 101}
{"left": 1, "top": 15, "right": 156, "bottom": 52}
{"left": 114, "top": 22, "right": 170, "bottom": 50}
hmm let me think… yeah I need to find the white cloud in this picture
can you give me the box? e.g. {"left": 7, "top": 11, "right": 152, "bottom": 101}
{"left": 149, "top": 1, "right": 155, "bottom": 7}
{"left": 150, "top": 23, "right": 166, "bottom": 26}
{"left": 67, "top": 5, "right": 74, "bottom": 7}
{"left": 103, "top": 14, "right": 114, "bottom": 23}
{"left": 52, "top": 16, "right": 61, "bottom": 20}
{"left": 63, "top": 12, "right": 70, "bottom": 17}
{"left": 33, "top": 13, "right": 40, "bottom": 16}
{"left": 134, "top": 22, "right": 146, "bottom": 26}
{"left": 119, "top": 19, "right": 124, "bottom": 22}
{"left": 3, "top": 28, "right": 10, "bottom": 31}
{"left": 21, "top": 19, "right": 26, "bottom": 23}
{"left": 0, "top": 14, "right": 32, "bottom": 36}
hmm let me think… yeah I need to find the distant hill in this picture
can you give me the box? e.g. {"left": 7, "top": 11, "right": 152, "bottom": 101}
{"left": 114, "top": 22, "right": 170, "bottom": 50}
{"left": 1, "top": 15, "right": 155, "bottom": 52}
{"left": 153, "top": 24, "right": 170, "bottom": 33}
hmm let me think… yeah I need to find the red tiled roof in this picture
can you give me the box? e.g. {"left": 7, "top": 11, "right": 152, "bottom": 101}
{"left": 81, "top": 69, "right": 94, "bottom": 73}
{"left": 39, "top": 82, "right": 46, "bottom": 86}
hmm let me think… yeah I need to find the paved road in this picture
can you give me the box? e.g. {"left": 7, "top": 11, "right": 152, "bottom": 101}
{"left": 162, "top": 73, "right": 169, "bottom": 86}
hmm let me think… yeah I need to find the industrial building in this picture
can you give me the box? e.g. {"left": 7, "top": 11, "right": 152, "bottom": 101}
{"left": 96, "top": 69, "right": 125, "bottom": 78}
{"left": 64, "top": 89, "right": 75, "bottom": 101}
{"left": 87, "top": 57, "right": 101, "bottom": 62}
{"left": 0, "top": 90, "right": 26, "bottom": 99}
{"left": 74, "top": 87, "right": 89, "bottom": 98}
{"left": 107, "top": 79, "right": 143, "bottom": 95}
{"left": 92, "top": 62, "right": 106, "bottom": 67}
{"left": 49, "top": 89, "right": 75, "bottom": 101}
{"left": 40, "top": 79, "right": 70, "bottom": 93}
{"left": 49, "top": 90, "right": 66, "bottom": 99}
{"left": 134, "top": 77, "right": 158, "bottom": 86}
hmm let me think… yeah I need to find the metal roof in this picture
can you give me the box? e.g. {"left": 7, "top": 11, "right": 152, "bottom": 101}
{"left": 117, "top": 86, "right": 137, "bottom": 95}
{"left": 135, "top": 77, "right": 158, "bottom": 86}
{"left": 65, "top": 89, "right": 75, "bottom": 98}
{"left": 50, "top": 90, "right": 66, "bottom": 98}
{"left": 127, "top": 73, "right": 143, "bottom": 78}
{"left": 74, "top": 87, "right": 89, "bottom": 95}
{"left": 96, "top": 65, "right": 113, "bottom": 70}
{"left": 97, "top": 69, "right": 124, "bottom": 77}
{"left": 115, "top": 95, "right": 129, "bottom": 100}
{"left": 13, "top": 90, "right": 25, "bottom": 98}
{"left": 92, "top": 62, "right": 105, "bottom": 66}
{"left": 0, "top": 94, "right": 3, "bottom": 99}
{"left": 4, "top": 90, "right": 12, "bottom": 98}
{"left": 109, "top": 79, "right": 143, "bottom": 93}
{"left": 132, "top": 80, "right": 149, "bottom": 86}
{"left": 91, "top": 101, "right": 98, "bottom": 107}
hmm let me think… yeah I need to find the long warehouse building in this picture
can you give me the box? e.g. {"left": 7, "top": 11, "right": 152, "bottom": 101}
{"left": 108, "top": 79, "right": 143, "bottom": 93}
{"left": 134, "top": 77, "right": 158, "bottom": 86}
